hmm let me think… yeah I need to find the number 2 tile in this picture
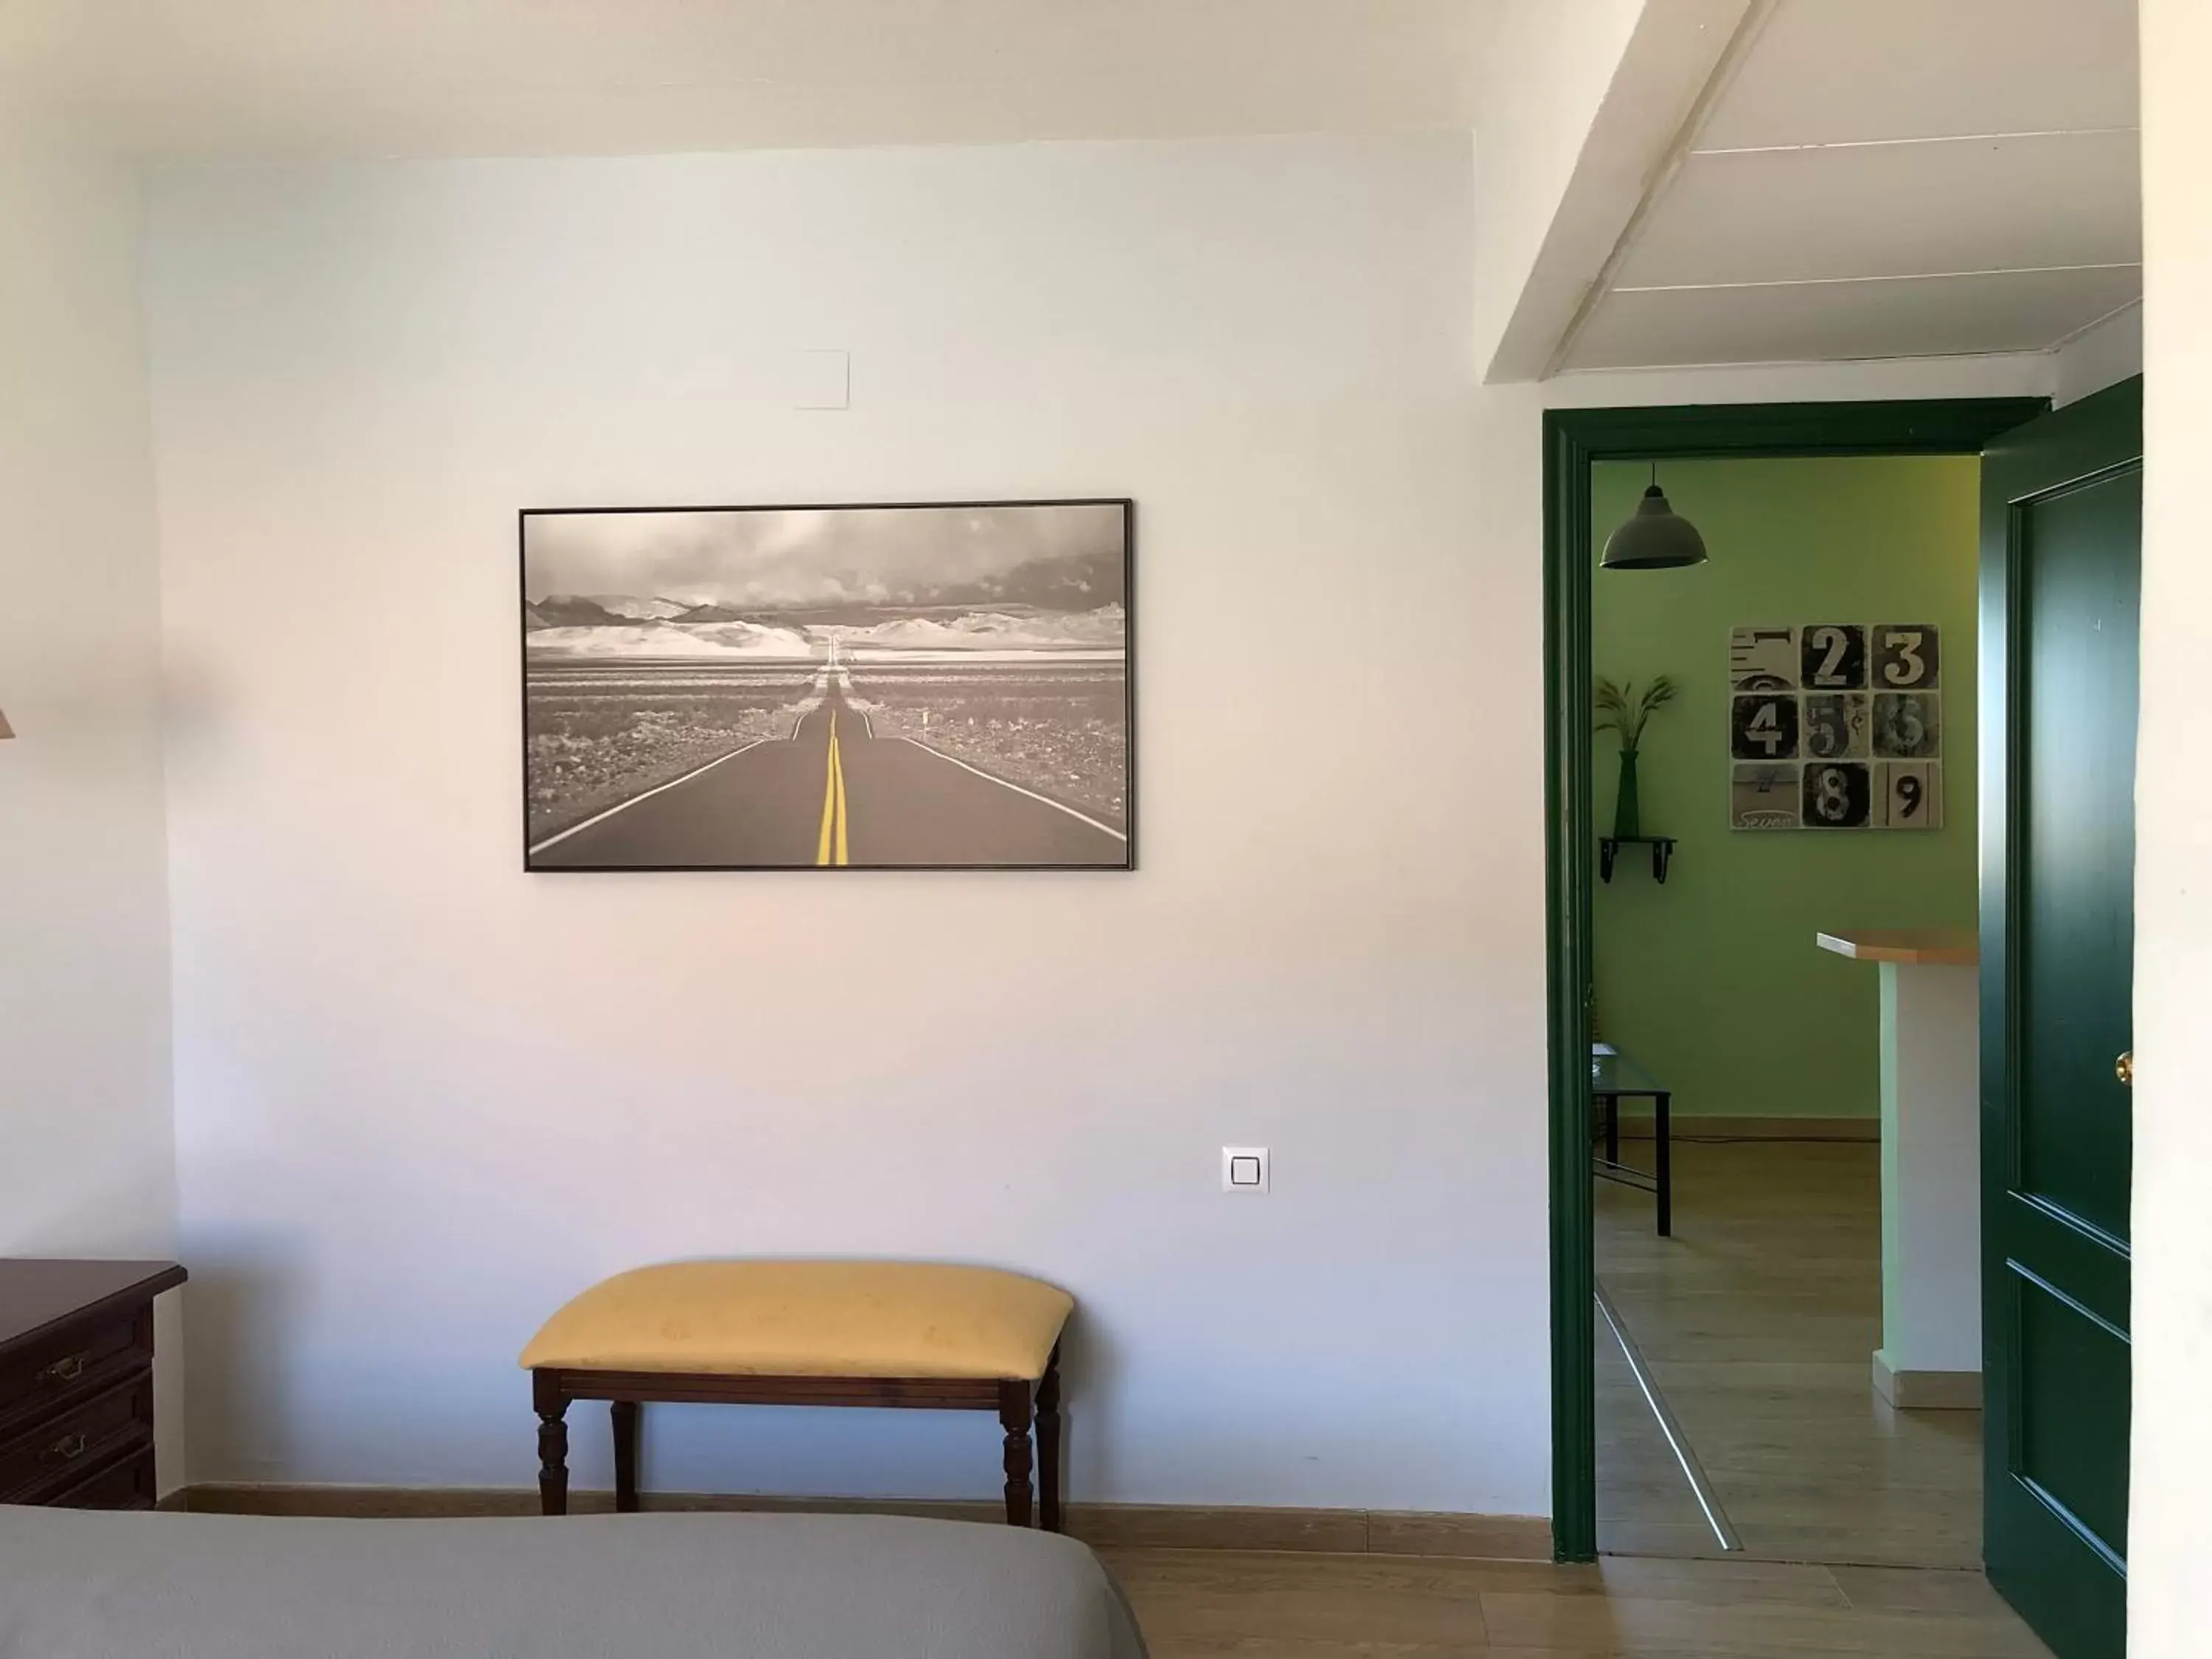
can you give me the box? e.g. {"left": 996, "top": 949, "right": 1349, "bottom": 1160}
{"left": 1801, "top": 625, "right": 1867, "bottom": 690}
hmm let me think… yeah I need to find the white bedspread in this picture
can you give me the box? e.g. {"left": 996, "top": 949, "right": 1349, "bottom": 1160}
{"left": 0, "top": 1506, "right": 1147, "bottom": 1659}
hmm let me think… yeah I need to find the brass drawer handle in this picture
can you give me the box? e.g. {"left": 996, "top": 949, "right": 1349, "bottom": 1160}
{"left": 2117, "top": 1051, "right": 2134, "bottom": 1088}
{"left": 38, "top": 1352, "right": 88, "bottom": 1384}
{"left": 49, "top": 1432, "right": 88, "bottom": 1461}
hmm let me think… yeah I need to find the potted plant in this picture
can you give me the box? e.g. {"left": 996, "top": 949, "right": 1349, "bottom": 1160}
{"left": 1594, "top": 675, "right": 1677, "bottom": 841}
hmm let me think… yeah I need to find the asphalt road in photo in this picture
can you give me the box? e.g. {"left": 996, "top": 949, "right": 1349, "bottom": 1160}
{"left": 528, "top": 685, "right": 1127, "bottom": 869}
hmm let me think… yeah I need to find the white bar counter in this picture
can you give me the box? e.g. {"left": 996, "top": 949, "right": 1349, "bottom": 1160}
{"left": 1816, "top": 928, "right": 1981, "bottom": 1409}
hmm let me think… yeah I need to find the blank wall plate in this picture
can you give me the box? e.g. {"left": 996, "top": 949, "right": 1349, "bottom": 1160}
{"left": 1221, "top": 1146, "right": 1270, "bottom": 1193}
{"left": 790, "top": 349, "right": 849, "bottom": 410}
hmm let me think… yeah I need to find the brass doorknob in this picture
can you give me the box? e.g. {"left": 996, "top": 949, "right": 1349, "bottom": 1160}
{"left": 2116, "top": 1051, "right": 2133, "bottom": 1088}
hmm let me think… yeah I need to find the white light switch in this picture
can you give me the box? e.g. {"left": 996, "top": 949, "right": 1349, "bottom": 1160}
{"left": 1221, "top": 1147, "right": 1270, "bottom": 1193}
{"left": 790, "top": 349, "right": 849, "bottom": 410}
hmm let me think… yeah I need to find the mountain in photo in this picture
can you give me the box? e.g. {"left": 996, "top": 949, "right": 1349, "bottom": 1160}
{"left": 529, "top": 594, "right": 622, "bottom": 627}
{"left": 587, "top": 595, "right": 691, "bottom": 621}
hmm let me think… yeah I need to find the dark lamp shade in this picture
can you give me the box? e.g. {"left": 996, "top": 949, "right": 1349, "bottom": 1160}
{"left": 1601, "top": 484, "right": 1708, "bottom": 570}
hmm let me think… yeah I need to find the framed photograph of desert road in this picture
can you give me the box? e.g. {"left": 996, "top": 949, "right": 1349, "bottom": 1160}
{"left": 521, "top": 498, "right": 1133, "bottom": 871}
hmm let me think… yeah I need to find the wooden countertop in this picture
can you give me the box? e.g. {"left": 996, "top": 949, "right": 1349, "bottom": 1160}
{"left": 1816, "top": 928, "right": 1978, "bottom": 967}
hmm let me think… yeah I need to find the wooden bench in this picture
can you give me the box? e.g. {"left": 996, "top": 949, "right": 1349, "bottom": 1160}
{"left": 521, "top": 1262, "right": 1074, "bottom": 1528}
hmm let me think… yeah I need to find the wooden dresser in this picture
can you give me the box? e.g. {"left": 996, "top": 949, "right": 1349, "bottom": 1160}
{"left": 0, "top": 1259, "right": 187, "bottom": 1509}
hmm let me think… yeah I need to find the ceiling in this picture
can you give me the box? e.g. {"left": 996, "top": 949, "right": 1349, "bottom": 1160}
{"left": 4, "top": 0, "right": 2141, "bottom": 378}
{"left": 1557, "top": 0, "right": 2142, "bottom": 373}
{"left": 0, "top": 1, "right": 1486, "bottom": 158}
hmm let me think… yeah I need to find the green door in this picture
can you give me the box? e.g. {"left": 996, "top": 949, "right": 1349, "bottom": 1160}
{"left": 1979, "top": 377, "right": 2140, "bottom": 1659}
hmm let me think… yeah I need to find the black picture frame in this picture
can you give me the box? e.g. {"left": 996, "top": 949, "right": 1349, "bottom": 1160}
{"left": 518, "top": 497, "right": 1135, "bottom": 872}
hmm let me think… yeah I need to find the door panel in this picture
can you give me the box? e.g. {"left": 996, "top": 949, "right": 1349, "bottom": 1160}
{"left": 2018, "top": 471, "right": 2140, "bottom": 1239}
{"left": 2014, "top": 1267, "right": 2131, "bottom": 1556}
{"left": 1980, "top": 376, "right": 2140, "bottom": 1659}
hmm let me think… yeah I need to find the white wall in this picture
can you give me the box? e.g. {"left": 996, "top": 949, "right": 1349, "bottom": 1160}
{"left": 0, "top": 153, "right": 175, "bottom": 1256}
{"left": 0, "top": 147, "right": 182, "bottom": 1483}
{"left": 142, "top": 130, "right": 2065, "bottom": 1515}
{"left": 145, "top": 134, "right": 1557, "bottom": 1512}
{"left": 2129, "top": 5, "right": 2208, "bottom": 1653}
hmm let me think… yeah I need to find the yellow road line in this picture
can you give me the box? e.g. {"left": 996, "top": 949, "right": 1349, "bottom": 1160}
{"left": 815, "top": 709, "right": 838, "bottom": 866}
{"left": 815, "top": 709, "right": 852, "bottom": 866}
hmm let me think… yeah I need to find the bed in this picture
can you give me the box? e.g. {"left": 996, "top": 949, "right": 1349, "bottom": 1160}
{"left": 0, "top": 1506, "right": 1147, "bottom": 1659}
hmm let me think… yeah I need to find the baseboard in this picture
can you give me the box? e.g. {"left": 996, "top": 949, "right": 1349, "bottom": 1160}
{"left": 1612, "top": 1115, "right": 1878, "bottom": 1142}
{"left": 173, "top": 1484, "right": 1551, "bottom": 1559}
{"left": 1871, "top": 1351, "right": 1981, "bottom": 1411}
{"left": 1363, "top": 1509, "right": 1557, "bottom": 1558}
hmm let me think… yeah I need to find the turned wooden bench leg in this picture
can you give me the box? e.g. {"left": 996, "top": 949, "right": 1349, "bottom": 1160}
{"left": 612, "top": 1399, "right": 641, "bottom": 1513}
{"left": 533, "top": 1370, "right": 569, "bottom": 1516}
{"left": 998, "top": 1380, "right": 1034, "bottom": 1527}
{"left": 1036, "top": 1346, "right": 1063, "bottom": 1534}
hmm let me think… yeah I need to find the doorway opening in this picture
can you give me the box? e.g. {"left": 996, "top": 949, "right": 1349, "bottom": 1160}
{"left": 1588, "top": 449, "right": 1981, "bottom": 1567}
{"left": 1543, "top": 399, "right": 2044, "bottom": 1564}
{"left": 1545, "top": 389, "right": 2141, "bottom": 1659}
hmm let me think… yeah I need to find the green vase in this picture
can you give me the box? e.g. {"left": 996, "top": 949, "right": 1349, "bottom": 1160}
{"left": 1613, "top": 748, "right": 1642, "bottom": 841}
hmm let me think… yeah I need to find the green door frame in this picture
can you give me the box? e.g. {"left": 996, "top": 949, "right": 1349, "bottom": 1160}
{"left": 1543, "top": 396, "right": 2048, "bottom": 1563}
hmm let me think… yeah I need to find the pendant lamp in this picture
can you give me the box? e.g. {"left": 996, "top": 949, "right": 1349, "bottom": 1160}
{"left": 1601, "top": 466, "right": 1708, "bottom": 570}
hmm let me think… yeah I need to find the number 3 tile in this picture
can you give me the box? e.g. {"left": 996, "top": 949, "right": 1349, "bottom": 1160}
{"left": 1872, "top": 623, "right": 1941, "bottom": 689}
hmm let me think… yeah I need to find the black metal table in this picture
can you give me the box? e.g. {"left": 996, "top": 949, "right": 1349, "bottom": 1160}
{"left": 1591, "top": 1044, "right": 1672, "bottom": 1236}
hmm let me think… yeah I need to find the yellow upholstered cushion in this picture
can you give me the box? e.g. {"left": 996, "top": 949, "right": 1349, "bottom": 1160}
{"left": 518, "top": 1261, "right": 1073, "bottom": 1380}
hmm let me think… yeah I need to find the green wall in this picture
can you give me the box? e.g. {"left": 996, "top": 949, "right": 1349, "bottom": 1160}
{"left": 1590, "top": 456, "right": 1979, "bottom": 1119}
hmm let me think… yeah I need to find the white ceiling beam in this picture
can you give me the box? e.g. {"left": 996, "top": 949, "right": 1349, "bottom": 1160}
{"left": 1475, "top": 0, "right": 1759, "bottom": 384}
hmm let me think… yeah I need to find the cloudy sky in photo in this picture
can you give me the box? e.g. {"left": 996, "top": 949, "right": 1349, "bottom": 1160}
{"left": 525, "top": 502, "right": 1124, "bottom": 610}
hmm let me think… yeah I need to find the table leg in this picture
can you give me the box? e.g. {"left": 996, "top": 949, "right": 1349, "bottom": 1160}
{"left": 1603, "top": 1091, "right": 1619, "bottom": 1166}
{"left": 998, "top": 1380, "right": 1034, "bottom": 1527}
{"left": 1655, "top": 1091, "right": 1672, "bottom": 1237}
{"left": 532, "top": 1371, "right": 569, "bottom": 1517}
{"left": 1036, "top": 1347, "right": 1063, "bottom": 1534}
{"left": 612, "top": 1399, "right": 640, "bottom": 1513}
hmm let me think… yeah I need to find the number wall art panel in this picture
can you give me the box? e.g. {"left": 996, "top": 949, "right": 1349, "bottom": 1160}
{"left": 1725, "top": 624, "right": 1942, "bottom": 832}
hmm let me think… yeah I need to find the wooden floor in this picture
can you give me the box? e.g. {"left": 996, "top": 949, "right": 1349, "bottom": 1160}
{"left": 1112, "top": 1147, "right": 2048, "bottom": 1657}
{"left": 1594, "top": 1140, "right": 1983, "bottom": 1570}
{"left": 1106, "top": 1546, "right": 2048, "bottom": 1657}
